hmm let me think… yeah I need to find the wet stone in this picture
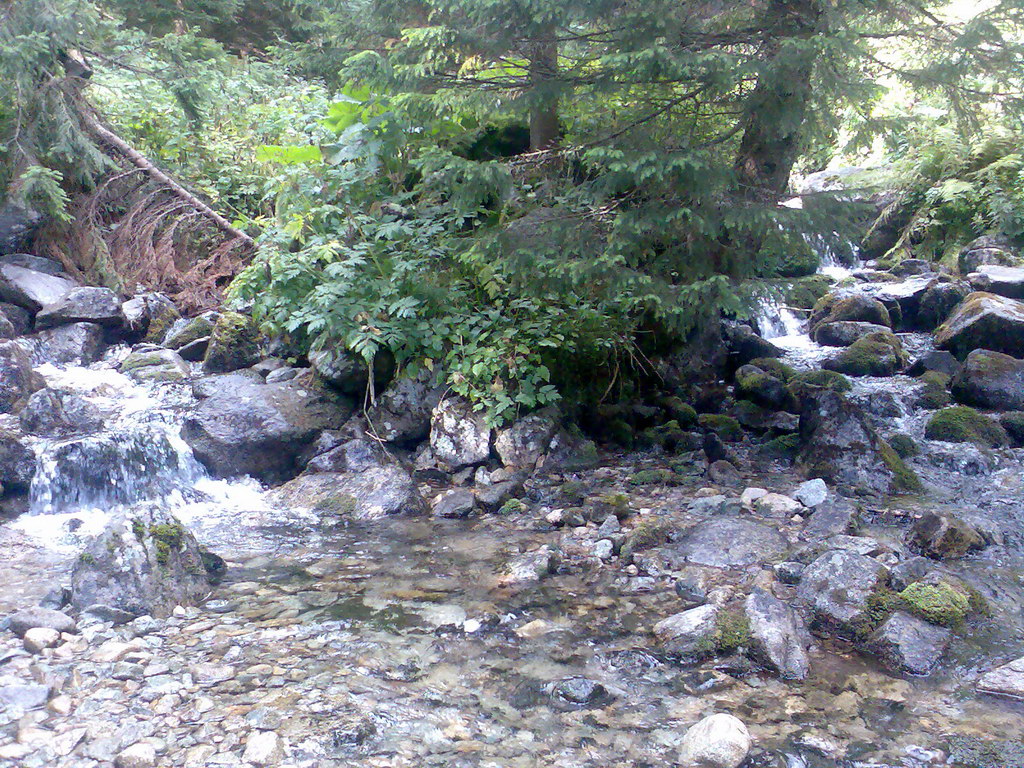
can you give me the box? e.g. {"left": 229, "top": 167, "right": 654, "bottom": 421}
{"left": 672, "top": 517, "right": 789, "bottom": 568}
{"left": 866, "top": 611, "right": 950, "bottom": 675}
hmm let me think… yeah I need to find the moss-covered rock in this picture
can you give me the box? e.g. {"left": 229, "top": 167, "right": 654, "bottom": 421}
{"left": 999, "top": 411, "right": 1024, "bottom": 447}
{"left": 202, "top": 311, "right": 261, "bottom": 373}
{"left": 698, "top": 413, "right": 743, "bottom": 442}
{"left": 781, "top": 275, "right": 833, "bottom": 310}
{"left": 788, "top": 369, "right": 853, "bottom": 393}
{"left": 164, "top": 314, "right": 216, "bottom": 351}
{"left": 606, "top": 418, "right": 635, "bottom": 448}
{"left": 810, "top": 293, "right": 891, "bottom": 333}
{"left": 712, "top": 608, "right": 752, "bottom": 653}
{"left": 629, "top": 468, "right": 681, "bottom": 486}
{"left": 935, "top": 291, "right": 1024, "bottom": 359}
{"left": 878, "top": 439, "right": 924, "bottom": 493}
{"left": 917, "top": 370, "right": 952, "bottom": 409}
{"left": 950, "top": 348, "right": 1024, "bottom": 411}
{"left": 887, "top": 432, "right": 919, "bottom": 458}
{"left": 748, "top": 357, "right": 796, "bottom": 382}
{"left": 143, "top": 301, "right": 181, "bottom": 344}
{"left": 660, "top": 396, "right": 698, "bottom": 428}
{"left": 734, "top": 364, "right": 793, "bottom": 411}
{"left": 760, "top": 433, "right": 801, "bottom": 459}
{"left": 924, "top": 406, "right": 1008, "bottom": 447}
{"left": 899, "top": 581, "right": 970, "bottom": 627}
{"left": 119, "top": 348, "right": 190, "bottom": 383}
{"left": 823, "top": 331, "right": 908, "bottom": 377}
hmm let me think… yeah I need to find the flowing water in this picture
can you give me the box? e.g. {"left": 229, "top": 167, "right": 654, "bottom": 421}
{"left": 3, "top": 283, "right": 1024, "bottom": 765}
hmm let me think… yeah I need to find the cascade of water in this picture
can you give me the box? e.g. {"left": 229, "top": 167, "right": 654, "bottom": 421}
{"left": 754, "top": 297, "right": 805, "bottom": 340}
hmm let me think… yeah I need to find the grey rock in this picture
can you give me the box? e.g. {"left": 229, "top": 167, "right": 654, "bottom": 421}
{"left": 122, "top": 292, "right": 178, "bottom": 341}
{"left": 672, "top": 517, "right": 788, "bottom": 568}
{"left": 794, "top": 478, "right": 828, "bottom": 508}
{"left": 365, "top": 369, "right": 444, "bottom": 444}
{"left": 959, "top": 235, "right": 1020, "bottom": 274}
{"left": 19, "top": 388, "right": 103, "bottom": 437}
{"left": 678, "top": 713, "right": 751, "bottom": 768}
{"left": 495, "top": 406, "right": 559, "bottom": 468}
{"left": 70, "top": 507, "right": 213, "bottom": 619}
{"left": 432, "top": 488, "right": 477, "bottom": 518}
{"left": 951, "top": 348, "right": 1024, "bottom": 411}
{"left": 27, "top": 321, "right": 105, "bottom": 366}
{"left": 0, "top": 263, "right": 76, "bottom": 312}
{"left": 0, "top": 431, "right": 35, "bottom": 490}
{"left": 866, "top": 611, "right": 950, "bottom": 675}
{"left": 270, "top": 465, "right": 425, "bottom": 519}
{"left": 81, "top": 604, "right": 137, "bottom": 626}
{"left": 309, "top": 347, "right": 395, "bottom": 396}
{"left": 813, "top": 321, "right": 890, "bottom": 347}
{"left": 7, "top": 606, "right": 76, "bottom": 637}
{"left": 475, "top": 479, "right": 520, "bottom": 512}
{"left": 430, "top": 397, "right": 493, "bottom": 469}
{"left": 970, "top": 264, "right": 1024, "bottom": 300}
{"left": 0, "top": 254, "right": 62, "bottom": 275}
{"left": 163, "top": 313, "right": 217, "bottom": 349}
{"left": 0, "top": 339, "right": 43, "bottom": 412}
{"left": 305, "top": 438, "right": 387, "bottom": 474}
{"left": 202, "top": 311, "right": 262, "bottom": 374}
{"left": 773, "top": 561, "right": 805, "bottom": 585}
{"left": 801, "top": 498, "right": 858, "bottom": 541}
{"left": 0, "top": 203, "right": 45, "bottom": 254}
{"left": 182, "top": 373, "right": 353, "bottom": 482}
{"left": 936, "top": 291, "right": 1024, "bottom": 358}
{"left": 0, "top": 302, "right": 32, "bottom": 335}
{"left": 0, "top": 683, "right": 50, "bottom": 711}
{"left": 35, "top": 286, "right": 125, "bottom": 330}
{"left": 675, "top": 575, "right": 708, "bottom": 608}
{"left": 917, "top": 281, "right": 971, "bottom": 330}
{"left": 797, "top": 549, "right": 888, "bottom": 637}
{"left": 906, "top": 349, "right": 961, "bottom": 377}
{"left": 653, "top": 604, "right": 718, "bottom": 656}
{"left": 745, "top": 588, "right": 810, "bottom": 680}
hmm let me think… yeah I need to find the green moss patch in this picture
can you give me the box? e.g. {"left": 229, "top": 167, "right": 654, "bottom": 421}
{"left": 789, "top": 369, "right": 852, "bottom": 393}
{"left": 878, "top": 439, "right": 924, "bottom": 493}
{"left": 698, "top": 413, "right": 743, "bottom": 442}
{"left": 824, "top": 331, "right": 907, "bottom": 377}
{"left": 748, "top": 357, "right": 796, "bottom": 382}
{"left": 925, "top": 406, "right": 1008, "bottom": 447}
{"left": 917, "top": 370, "right": 952, "bottom": 409}
{"left": 887, "top": 433, "right": 919, "bottom": 459}
{"left": 900, "top": 582, "right": 970, "bottom": 627}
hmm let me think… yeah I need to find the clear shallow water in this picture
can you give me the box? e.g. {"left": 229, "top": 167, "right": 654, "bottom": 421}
{"left": 3, "top": 319, "right": 1024, "bottom": 765}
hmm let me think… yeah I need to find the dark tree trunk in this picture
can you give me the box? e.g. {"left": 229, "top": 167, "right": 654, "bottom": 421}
{"left": 734, "top": 0, "right": 823, "bottom": 199}
{"left": 528, "top": 36, "right": 560, "bottom": 151}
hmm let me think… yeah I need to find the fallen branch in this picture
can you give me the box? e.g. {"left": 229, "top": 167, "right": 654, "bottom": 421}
{"left": 81, "top": 113, "right": 255, "bottom": 248}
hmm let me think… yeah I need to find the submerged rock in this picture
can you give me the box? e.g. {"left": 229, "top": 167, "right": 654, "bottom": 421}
{"left": 865, "top": 610, "right": 950, "bottom": 675}
{"left": 672, "top": 517, "right": 788, "bottom": 568}
{"left": 678, "top": 713, "right": 751, "bottom": 768}
{"left": 70, "top": 508, "right": 213, "bottom": 619}
{"left": 978, "top": 656, "right": 1024, "bottom": 700}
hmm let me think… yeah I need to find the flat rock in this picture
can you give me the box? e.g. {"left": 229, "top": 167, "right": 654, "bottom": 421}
{"left": 969, "top": 265, "right": 1024, "bottom": 300}
{"left": 978, "top": 656, "right": 1024, "bottom": 700}
{"left": 0, "top": 263, "right": 76, "bottom": 312}
{"left": 672, "top": 517, "right": 788, "bottom": 568}
{"left": 35, "top": 286, "right": 125, "bottom": 329}
{"left": 7, "top": 606, "right": 76, "bottom": 637}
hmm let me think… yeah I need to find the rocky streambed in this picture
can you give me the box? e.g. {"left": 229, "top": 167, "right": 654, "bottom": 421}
{"left": 2, "top": 244, "right": 1024, "bottom": 767}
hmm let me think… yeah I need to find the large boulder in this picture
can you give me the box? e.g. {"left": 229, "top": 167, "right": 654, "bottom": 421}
{"left": 823, "top": 331, "right": 907, "bottom": 377}
{"left": 865, "top": 611, "right": 950, "bottom": 675}
{"left": 34, "top": 287, "right": 125, "bottom": 330}
{"left": 270, "top": 464, "right": 425, "bottom": 519}
{"left": 26, "top": 322, "right": 105, "bottom": 366}
{"left": 917, "top": 281, "right": 971, "bottom": 330}
{"left": 950, "top": 349, "right": 1024, "bottom": 411}
{"left": 670, "top": 517, "right": 788, "bottom": 568}
{"left": 495, "top": 407, "right": 560, "bottom": 468}
{"left": 809, "top": 293, "right": 890, "bottom": 334}
{"left": 797, "top": 549, "right": 889, "bottom": 637}
{"left": 0, "top": 253, "right": 64, "bottom": 275}
{"left": 0, "top": 263, "right": 76, "bottom": 312}
{"left": 0, "top": 340, "right": 43, "bottom": 412}
{"left": 724, "top": 323, "right": 782, "bottom": 367}
{"left": 0, "top": 203, "right": 44, "bottom": 254}
{"left": 364, "top": 369, "right": 444, "bottom": 444}
{"left": 812, "top": 321, "right": 890, "bottom": 347}
{"left": 0, "top": 431, "right": 36, "bottom": 490}
{"left": 969, "top": 265, "right": 1024, "bottom": 301}
{"left": 181, "top": 373, "right": 354, "bottom": 482}
{"left": 309, "top": 347, "right": 396, "bottom": 396}
{"left": 935, "top": 292, "right": 1024, "bottom": 358}
{"left": 70, "top": 507, "right": 214, "bottom": 619}
{"left": 796, "top": 389, "right": 920, "bottom": 495}
{"left": 744, "top": 589, "right": 811, "bottom": 680}
{"left": 678, "top": 714, "right": 751, "bottom": 768}
{"left": 430, "top": 397, "right": 493, "bottom": 469}
{"left": 959, "top": 235, "right": 1020, "bottom": 274}
{"left": 202, "top": 311, "right": 261, "bottom": 373}
{"left": 734, "top": 365, "right": 792, "bottom": 410}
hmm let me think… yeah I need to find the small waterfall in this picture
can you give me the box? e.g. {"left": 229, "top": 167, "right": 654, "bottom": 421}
{"left": 29, "top": 421, "right": 204, "bottom": 515}
{"left": 754, "top": 297, "right": 804, "bottom": 340}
